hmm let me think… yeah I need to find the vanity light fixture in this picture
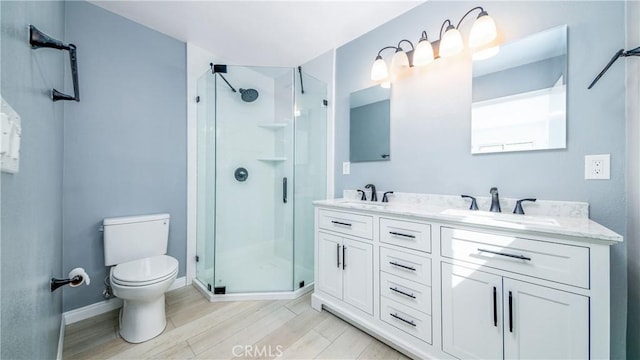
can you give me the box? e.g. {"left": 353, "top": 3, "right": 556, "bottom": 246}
{"left": 413, "top": 31, "right": 435, "bottom": 66}
{"left": 370, "top": 46, "right": 397, "bottom": 82}
{"left": 390, "top": 40, "right": 414, "bottom": 78}
{"left": 369, "top": 6, "right": 499, "bottom": 84}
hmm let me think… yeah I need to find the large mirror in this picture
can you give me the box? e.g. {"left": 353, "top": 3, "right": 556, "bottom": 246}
{"left": 471, "top": 25, "right": 568, "bottom": 154}
{"left": 350, "top": 85, "right": 391, "bottom": 162}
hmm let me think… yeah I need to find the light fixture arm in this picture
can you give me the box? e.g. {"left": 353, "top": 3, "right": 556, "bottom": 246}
{"left": 456, "top": 6, "right": 485, "bottom": 29}
{"left": 439, "top": 19, "right": 453, "bottom": 40}
{"left": 376, "top": 46, "right": 398, "bottom": 58}
{"left": 396, "top": 39, "right": 415, "bottom": 52}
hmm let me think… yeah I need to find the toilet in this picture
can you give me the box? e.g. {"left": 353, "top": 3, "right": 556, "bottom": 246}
{"left": 103, "top": 213, "right": 178, "bottom": 343}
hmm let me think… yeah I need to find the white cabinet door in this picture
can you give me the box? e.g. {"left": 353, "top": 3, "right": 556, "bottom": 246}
{"left": 442, "top": 263, "right": 503, "bottom": 360}
{"left": 503, "top": 278, "right": 588, "bottom": 360}
{"left": 317, "top": 232, "right": 343, "bottom": 301}
{"left": 342, "top": 238, "right": 373, "bottom": 314}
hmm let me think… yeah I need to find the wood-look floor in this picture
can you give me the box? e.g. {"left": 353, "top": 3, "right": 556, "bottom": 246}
{"left": 63, "top": 286, "right": 409, "bottom": 359}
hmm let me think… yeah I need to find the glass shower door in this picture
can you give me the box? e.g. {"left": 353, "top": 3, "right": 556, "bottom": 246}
{"left": 294, "top": 71, "right": 327, "bottom": 290}
{"left": 195, "top": 70, "right": 216, "bottom": 289}
{"left": 213, "top": 66, "right": 294, "bottom": 293}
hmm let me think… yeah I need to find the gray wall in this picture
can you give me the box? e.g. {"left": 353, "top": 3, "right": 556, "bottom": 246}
{"left": 334, "top": 1, "right": 627, "bottom": 358}
{"left": 63, "top": 1, "right": 187, "bottom": 311}
{"left": 626, "top": 0, "right": 640, "bottom": 358}
{"left": 1, "top": 1, "right": 65, "bottom": 358}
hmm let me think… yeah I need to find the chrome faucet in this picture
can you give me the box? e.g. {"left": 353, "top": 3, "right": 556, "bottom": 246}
{"left": 365, "top": 184, "right": 377, "bottom": 201}
{"left": 489, "top": 187, "right": 501, "bottom": 212}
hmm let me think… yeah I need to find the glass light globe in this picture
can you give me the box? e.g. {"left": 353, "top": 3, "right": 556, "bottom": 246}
{"left": 469, "top": 13, "right": 497, "bottom": 49}
{"left": 390, "top": 50, "right": 410, "bottom": 77}
{"left": 413, "top": 40, "right": 434, "bottom": 66}
{"left": 439, "top": 27, "right": 464, "bottom": 58}
{"left": 370, "top": 56, "right": 389, "bottom": 82}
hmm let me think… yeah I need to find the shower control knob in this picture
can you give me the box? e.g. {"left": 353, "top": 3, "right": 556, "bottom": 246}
{"left": 234, "top": 167, "right": 248, "bottom": 182}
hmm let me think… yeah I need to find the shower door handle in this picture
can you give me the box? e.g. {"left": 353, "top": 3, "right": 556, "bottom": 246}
{"left": 283, "top": 177, "right": 287, "bottom": 203}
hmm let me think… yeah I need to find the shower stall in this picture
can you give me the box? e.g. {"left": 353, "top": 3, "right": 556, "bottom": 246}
{"left": 195, "top": 64, "right": 327, "bottom": 299}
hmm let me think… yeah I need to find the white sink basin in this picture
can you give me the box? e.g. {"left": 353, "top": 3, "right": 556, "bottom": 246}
{"left": 340, "top": 200, "right": 388, "bottom": 209}
{"left": 441, "top": 209, "right": 559, "bottom": 227}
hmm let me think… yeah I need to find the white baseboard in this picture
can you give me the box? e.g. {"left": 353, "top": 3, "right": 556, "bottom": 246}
{"left": 56, "top": 316, "right": 65, "bottom": 360}
{"left": 63, "top": 276, "right": 186, "bottom": 325}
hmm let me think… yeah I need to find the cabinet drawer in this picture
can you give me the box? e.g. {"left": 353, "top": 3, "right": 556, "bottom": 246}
{"left": 441, "top": 227, "right": 590, "bottom": 288}
{"left": 380, "top": 247, "right": 431, "bottom": 286}
{"left": 318, "top": 209, "right": 373, "bottom": 239}
{"left": 380, "top": 272, "right": 431, "bottom": 315}
{"left": 380, "top": 218, "right": 431, "bottom": 253}
{"left": 381, "top": 296, "right": 432, "bottom": 344}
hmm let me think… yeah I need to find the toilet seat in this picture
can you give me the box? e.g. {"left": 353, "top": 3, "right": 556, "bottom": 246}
{"left": 111, "top": 255, "right": 178, "bottom": 287}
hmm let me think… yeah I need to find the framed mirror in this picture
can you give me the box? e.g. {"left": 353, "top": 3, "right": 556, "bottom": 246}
{"left": 349, "top": 85, "right": 391, "bottom": 162}
{"left": 471, "top": 25, "right": 568, "bottom": 154}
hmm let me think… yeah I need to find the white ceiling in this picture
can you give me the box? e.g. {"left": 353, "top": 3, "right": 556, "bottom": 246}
{"left": 90, "top": 1, "right": 424, "bottom": 67}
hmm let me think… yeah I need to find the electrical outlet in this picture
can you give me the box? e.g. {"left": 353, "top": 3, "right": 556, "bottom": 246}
{"left": 585, "top": 154, "right": 610, "bottom": 180}
{"left": 342, "top": 162, "right": 350, "bottom": 175}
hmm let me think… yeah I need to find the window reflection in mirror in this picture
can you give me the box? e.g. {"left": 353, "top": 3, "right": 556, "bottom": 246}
{"left": 471, "top": 25, "right": 567, "bottom": 154}
{"left": 349, "top": 85, "right": 391, "bottom": 162}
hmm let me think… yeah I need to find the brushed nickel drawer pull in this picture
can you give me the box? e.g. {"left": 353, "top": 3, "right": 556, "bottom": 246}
{"left": 478, "top": 248, "right": 531, "bottom": 261}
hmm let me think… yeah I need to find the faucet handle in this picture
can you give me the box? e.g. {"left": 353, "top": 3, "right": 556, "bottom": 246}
{"left": 461, "top": 195, "right": 479, "bottom": 210}
{"left": 513, "top": 198, "right": 537, "bottom": 215}
{"left": 357, "top": 189, "right": 367, "bottom": 201}
{"left": 382, "top": 191, "right": 394, "bottom": 203}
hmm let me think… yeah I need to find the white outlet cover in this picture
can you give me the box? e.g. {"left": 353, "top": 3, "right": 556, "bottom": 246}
{"left": 585, "top": 154, "right": 610, "bottom": 180}
{"left": 342, "top": 162, "right": 350, "bottom": 175}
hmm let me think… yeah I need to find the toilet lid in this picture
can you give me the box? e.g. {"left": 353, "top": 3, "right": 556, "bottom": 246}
{"left": 111, "top": 255, "right": 178, "bottom": 286}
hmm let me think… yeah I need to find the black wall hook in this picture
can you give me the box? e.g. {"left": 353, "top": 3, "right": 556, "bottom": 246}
{"left": 30, "top": 25, "right": 80, "bottom": 102}
{"left": 588, "top": 46, "right": 640, "bottom": 89}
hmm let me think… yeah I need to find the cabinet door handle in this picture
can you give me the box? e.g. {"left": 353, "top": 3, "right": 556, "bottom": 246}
{"left": 478, "top": 248, "right": 531, "bottom": 261}
{"left": 336, "top": 244, "right": 341, "bottom": 268}
{"left": 389, "top": 231, "right": 415, "bottom": 239}
{"left": 508, "top": 291, "right": 513, "bottom": 333}
{"left": 389, "top": 287, "right": 416, "bottom": 299}
{"left": 342, "top": 246, "right": 346, "bottom": 270}
{"left": 331, "top": 220, "right": 352, "bottom": 227}
{"left": 390, "top": 313, "right": 416, "bottom": 327}
{"left": 389, "top": 261, "right": 416, "bottom": 271}
{"left": 493, "top": 286, "right": 498, "bottom": 327}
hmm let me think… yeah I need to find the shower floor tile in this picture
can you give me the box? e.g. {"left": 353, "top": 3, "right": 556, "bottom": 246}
{"left": 63, "top": 286, "right": 410, "bottom": 360}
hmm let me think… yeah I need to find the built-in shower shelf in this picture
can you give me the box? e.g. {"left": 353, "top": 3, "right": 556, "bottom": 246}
{"left": 258, "top": 123, "right": 287, "bottom": 129}
{"left": 257, "top": 157, "right": 287, "bottom": 162}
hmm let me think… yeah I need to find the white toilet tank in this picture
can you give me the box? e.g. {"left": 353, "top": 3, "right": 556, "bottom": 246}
{"left": 103, "top": 213, "right": 170, "bottom": 266}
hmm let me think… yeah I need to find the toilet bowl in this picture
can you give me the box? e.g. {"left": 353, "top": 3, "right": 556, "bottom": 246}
{"left": 103, "top": 213, "right": 178, "bottom": 343}
{"left": 110, "top": 254, "right": 178, "bottom": 343}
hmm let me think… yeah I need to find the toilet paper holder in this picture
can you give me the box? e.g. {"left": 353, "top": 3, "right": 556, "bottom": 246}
{"left": 50, "top": 275, "right": 83, "bottom": 292}
{"left": 50, "top": 267, "right": 90, "bottom": 292}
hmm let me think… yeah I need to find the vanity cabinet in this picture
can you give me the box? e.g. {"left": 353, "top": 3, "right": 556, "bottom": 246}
{"left": 312, "top": 200, "right": 618, "bottom": 360}
{"left": 317, "top": 232, "right": 373, "bottom": 315}
{"left": 442, "top": 263, "right": 588, "bottom": 359}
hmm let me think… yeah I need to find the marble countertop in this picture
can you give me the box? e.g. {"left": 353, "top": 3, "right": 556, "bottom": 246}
{"left": 314, "top": 197, "right": 623, "bottom": 244}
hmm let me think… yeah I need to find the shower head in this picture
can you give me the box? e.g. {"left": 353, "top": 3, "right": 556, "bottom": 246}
{"left": 239, "top": 88, "right": 259, "bottom": 102}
